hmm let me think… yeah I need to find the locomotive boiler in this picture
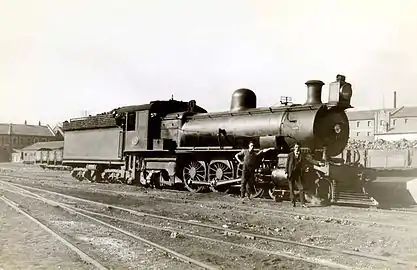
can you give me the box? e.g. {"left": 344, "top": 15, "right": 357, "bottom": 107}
{"left": 179, "top": 78, "right": 351, "bottom": 157}
{"left": 63, "top": 74, "right": 356, "bottom": 204}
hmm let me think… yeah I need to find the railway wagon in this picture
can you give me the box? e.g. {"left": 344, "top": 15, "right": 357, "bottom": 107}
{"left": 35, "top": 151, "right": 42, "bottom": 163}
{"left": 47, "top": 149, "right": 63, "bottom": 165}
{"left": 63, "top": 74, "right": 370, "bottom": 204}
{"left": 41, "top": 151, "right": 48, "bottom": 163}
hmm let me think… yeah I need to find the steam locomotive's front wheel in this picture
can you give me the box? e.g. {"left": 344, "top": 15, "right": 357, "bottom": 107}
{"left": 182, "top": 160, "right": 207, "bottom": 193}
{"left": 251, "top": 185, "right": 265, "bottom": 198}
{"left": 305, "top": 172, "right": 332, "bottom": 205}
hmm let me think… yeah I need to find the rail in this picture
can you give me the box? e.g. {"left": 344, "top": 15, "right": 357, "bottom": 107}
{"left": 1, "top": 182, "right": 347, "bottom": 269}
{"left": 0, "top": 196, "right": 108, "bottom": 270}
{"left": 3, "top": 180, "right": 417, "bottom": 269}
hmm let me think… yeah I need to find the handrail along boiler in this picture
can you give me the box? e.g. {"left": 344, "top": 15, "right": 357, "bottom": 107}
{"left": 62, "top": 74, "right": 354, "bottom": 204}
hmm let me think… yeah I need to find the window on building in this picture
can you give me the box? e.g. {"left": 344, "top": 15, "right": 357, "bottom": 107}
{"left": 356, "top": 121, "right": 360, "bottom": 127}
{"left": 356, "top": 132, "right": 360, "bottom": 136}
{"left": 405, "top": 118, "right": 408, "bottom": 124}
{"left": 367, "top": 132, "right": 371, "bottom": 136}
{"left": 367, "top": 121, "right": 371, "bottom": 127}
{"left": 392, "top": 119, "right": 396, "bottom": 126}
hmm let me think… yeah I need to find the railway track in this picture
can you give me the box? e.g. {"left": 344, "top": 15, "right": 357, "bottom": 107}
{"left": 1, "top": 180, "right": 416, "bottom": 270}
{"left": 85, "top": 187, "right": 417, "bottom": 230}
{"left": 0, "top": 196, "right": 108, "bottom": 270}
{"left": 3, "top": 169, "right": 417, "bottom": 216}
{"left": 1, "top": 182, "right": 344, "bottom": 270}
{"left": 3, "top": 174, "right": 417, "bottom": 231}
{"left": 0, "top": 193, "right": 212, "bottom": 269}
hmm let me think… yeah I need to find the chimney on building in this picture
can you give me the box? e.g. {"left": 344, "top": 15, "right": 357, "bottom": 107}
{"left": 24, "top": 120, "right": 27, "bottom": 125}
{"left": 38, "top": 121, "right": 41, "bottom": 126}
{"left": 393, "top": 91, "right": 397, "bottom": 109}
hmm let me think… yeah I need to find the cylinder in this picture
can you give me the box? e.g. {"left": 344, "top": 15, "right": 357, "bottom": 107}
{"left": 230, "top": 88, "right": 257, "bottom": 112}
{"left": 271, "top": 168, "right": 288, "bottom": 185}
{"left": 394, "top": 91, "right": 397, "bottom": 109}
{"left": 305, "top": 80, "right": 324, "bottom": 105}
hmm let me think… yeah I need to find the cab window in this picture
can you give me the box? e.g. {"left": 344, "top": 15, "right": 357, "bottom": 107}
{"left": 126, "top": 112, "right": 136, "bottom": 131}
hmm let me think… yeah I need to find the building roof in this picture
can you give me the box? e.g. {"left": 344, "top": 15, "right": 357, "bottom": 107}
{"left": 20, "top": 141, "right": 64, "bottom": 151}
{"left": 390, "top": 106, "right": 417, "bottom": 118}
{"left": 346, "top": 109, "right": 378, "bottom": 120}
{"left": 0, "top": 123, "right": 56, "bottom": 137}
{"left": 347, "top": 106, "right": 417, "bottom": 121}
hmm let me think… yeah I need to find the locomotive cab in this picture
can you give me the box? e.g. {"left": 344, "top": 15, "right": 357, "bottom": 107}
{"left": 114, "top": 100, "right": 207, "bottom": 153}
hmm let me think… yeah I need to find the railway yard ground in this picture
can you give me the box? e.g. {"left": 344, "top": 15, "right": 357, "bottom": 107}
{"left": 1, "top": 163, "right": 417, "bottom": 269}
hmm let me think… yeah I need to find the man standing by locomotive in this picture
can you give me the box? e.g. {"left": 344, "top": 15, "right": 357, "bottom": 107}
{"left": 235, "top": 141, "right": 275, "bottom": 199}
{"left": 285, "top": 143, "right": 324, "bottom": 207}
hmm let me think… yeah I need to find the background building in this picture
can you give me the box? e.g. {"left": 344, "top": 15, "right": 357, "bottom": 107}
{"left": 0, "top": 121, "right": 63, "bottom": 162}
{"left": 348, "top": 107, "right": 417, "bottom": 141}
{"left": 12, "top": 141, "right": 64, "bottom": 164}
{"left": 347, "top": 92, "right": 417, "bottom": 142}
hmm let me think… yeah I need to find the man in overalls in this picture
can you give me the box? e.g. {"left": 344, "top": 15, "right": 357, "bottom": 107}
{"left": 235, "top": 141, "right": 274, "bottom": 199}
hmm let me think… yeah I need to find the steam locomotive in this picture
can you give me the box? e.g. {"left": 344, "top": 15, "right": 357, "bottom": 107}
{"left": 63, "top": 74, "right": 361, "bottom": 204}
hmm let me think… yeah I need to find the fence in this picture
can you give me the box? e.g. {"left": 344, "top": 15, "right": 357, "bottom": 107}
{"left": 340, "top": 148, "right": 417, "bottom": 169}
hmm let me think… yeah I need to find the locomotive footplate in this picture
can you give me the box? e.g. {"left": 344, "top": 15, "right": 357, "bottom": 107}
{"left": 327, "top": 163, "right": 380, "bottom": 208}
{"left": 333, "top": 190, "right": 379, "bottom": 208}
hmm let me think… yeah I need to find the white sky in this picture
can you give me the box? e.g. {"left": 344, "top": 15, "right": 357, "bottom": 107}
{"left": 1, "top": 0, "right": 417, "bottom": 126}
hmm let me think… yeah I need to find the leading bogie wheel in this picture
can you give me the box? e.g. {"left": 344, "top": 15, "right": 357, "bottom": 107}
{"left": 305, "top": 172, "right": 332, "bottom": 205}
{"left": 268, "top": 187, "right": 276, "bottom": 201}
{"left": 251, "top": 185, "right": 265, "bottom": 198}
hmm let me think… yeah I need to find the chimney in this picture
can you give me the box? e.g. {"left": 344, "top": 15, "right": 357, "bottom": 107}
{"left": 304, "top": 80, "right": 324, "bottom": 105}
{"left": 24, "top": 120, "right": 27, "bottom": 125}
{"left": 393, "top": 91, "right": 397, "bottom": 109}
{"left": 38, "top": 121, "right": 41, "bottom": 126}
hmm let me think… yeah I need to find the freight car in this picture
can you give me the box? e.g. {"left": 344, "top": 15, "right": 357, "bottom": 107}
{"left": 63, "top": 74, "right": 372, "bottom": 205}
